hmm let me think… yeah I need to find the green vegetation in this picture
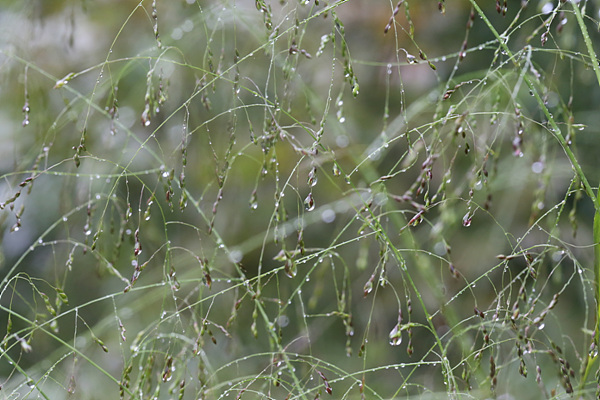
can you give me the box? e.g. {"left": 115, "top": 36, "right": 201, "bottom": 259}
{"left": 1, "top": 0, "right": 600, "bottom": 398}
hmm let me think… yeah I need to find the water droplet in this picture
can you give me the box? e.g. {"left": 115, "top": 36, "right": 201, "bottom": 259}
{"left": 304, "top": 193, "right": 315, "bottom": 211}
{"left": 462, "top": 212, "right": 472, "bottom": 227}
{"left": 307, "top": 166, "right": 318, "bottom": 187}
{"left": 389, "top": 323, "right": 402, "bottom": 346}
{"left": 332, "top": 163, "right": 341, "bottom": 176}
{"left": 249, "top": 190, "right": 258, "bottom": 210}
{"left": 141, "top": 110, "right": 151, "bottom": 126}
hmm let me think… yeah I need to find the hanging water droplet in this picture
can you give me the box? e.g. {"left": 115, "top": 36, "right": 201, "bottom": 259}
{"left": 389, "top": 323, "right": 402, "bottom": 346}
{"left": 141, "top": 108, "right": 151, "bottom": 126}
{"left": 332, "top": 163, "right": 341, "bottom": 176}
{"left": 307, "top": 166, "right": 318, "bottom": 187}
{"left": 363, "top": 275, "right": 375, "bottom": 297}
{"left": 304, "top": 192, "right": 315, "bottom": 211}
{"left": 284, "top": 258, "right": 296, "bottom": 278}
{"left": 249, "top": 190, "right": 258, "bottom": 210}
{"left": 462, "top": 212, "right": 472, "bottom": 227}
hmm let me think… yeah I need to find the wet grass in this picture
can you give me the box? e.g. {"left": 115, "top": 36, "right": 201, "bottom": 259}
{"left": 1, "top": 0, "right": 600, "bottom": 399}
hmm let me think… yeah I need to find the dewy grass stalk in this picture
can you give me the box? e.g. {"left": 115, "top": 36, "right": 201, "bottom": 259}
{"left": 469, "top": 0, "right": 600, "bottom": 394}
{"left": 3, "top": 1, "right": 600, "bottom": 398}
{"left": 569, "top": 5, "right": 600, "bottom": 390}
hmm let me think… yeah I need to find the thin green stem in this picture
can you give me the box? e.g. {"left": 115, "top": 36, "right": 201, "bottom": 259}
{"left": 571, "top": 2, "right": 600, "bottom": 394}
{"left": 468, "top": 0, "right": 598, "bottom": 210}
{"left": 468, "top": 1, "right": 600, "bottom": 395}
{"left": 571, "top": 2, "right": 600, "bottom": 90}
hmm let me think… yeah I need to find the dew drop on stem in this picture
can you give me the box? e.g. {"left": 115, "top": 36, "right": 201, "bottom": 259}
{"left": 363, "top": 273, "right": 376, "bottom": 297}
{"left": 141, "top": 106, "right": 151, "bottom": 127}
{"left": 307, "top": 166, "right": 318, "bottom": 187}
{"left": 249, "top": 189, "right": 258, "bottom": 210}
{"left": 284, "top": 258, "right": 296, "bottom": 278}
{"left": 304, "top": 192, "right": 315, "bottom": 211}
{"left": 462, "top": 211, "right": 473, "bottom": 227}
{"left": 22, "top": 101, "right": 30, "bottom": 127}
{"left": 389, "top": 323, "right": 402, "bottom": 346}
{"left": 332, "top": 163, "right": 341, "bottom": 176}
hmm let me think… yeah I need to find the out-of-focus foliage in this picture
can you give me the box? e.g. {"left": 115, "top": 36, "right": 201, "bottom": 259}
{"left": 1, "top": 0, "right": 600, "bottom": 399}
